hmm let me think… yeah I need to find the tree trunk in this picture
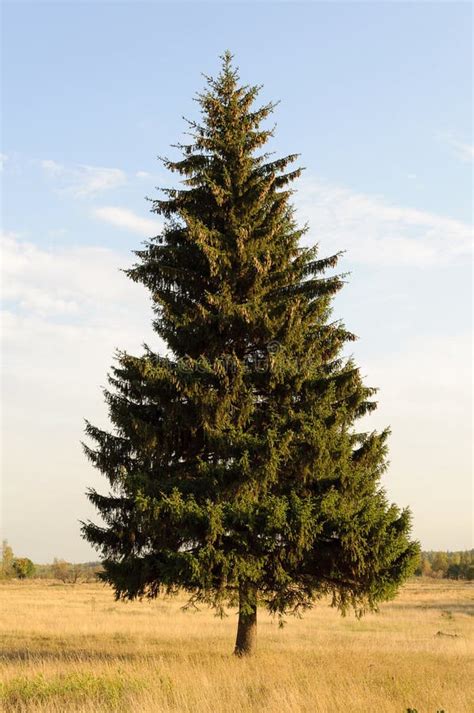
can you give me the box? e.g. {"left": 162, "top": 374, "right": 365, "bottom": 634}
{"left": 234, "top": 582, "right": 257, "bottom": 656}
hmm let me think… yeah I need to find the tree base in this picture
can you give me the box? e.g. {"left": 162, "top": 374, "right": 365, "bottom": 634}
{"left": 234, "top": 583, "right": 257, "bottom": 656}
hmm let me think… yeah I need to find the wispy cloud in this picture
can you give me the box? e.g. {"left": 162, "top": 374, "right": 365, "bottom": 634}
{"left": 361, "top": 330, "right": 472, "bottom": 549}
{"left": 41, "top": 159, "right": 63, "bottom": 176}
{"left": 94, "top": 206, "right": 161, "bottom": 235}
{"left": 437, "top": 132, "right": 474, "bottom": 163}
{"left": 296, "top": 178, "right": 472, "bottom": 267}
{"left": 1, "top": 230, "right": 147, "bottom": 321}
{"left": 0, "top": 153, "right": 8, "bottom": 171}
{"left": 1, "top": 231, "right": 160, "bottom": 560}
{"left": 41, "top": 159, "right": 126, "bottom": 197}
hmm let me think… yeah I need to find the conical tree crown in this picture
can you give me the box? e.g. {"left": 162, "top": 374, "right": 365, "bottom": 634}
{"left": 82, "top": 53, "right": 419, "bottom": 618}
{"left": 129, "top": 52, "right": 340, "bottom": 357}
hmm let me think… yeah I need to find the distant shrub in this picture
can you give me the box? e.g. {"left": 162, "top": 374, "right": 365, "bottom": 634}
{"left": 12, "top": 558, "right": 35, "bottom": 579}
{"left": 51, "top": 559, "right": 76, "bottom": 583}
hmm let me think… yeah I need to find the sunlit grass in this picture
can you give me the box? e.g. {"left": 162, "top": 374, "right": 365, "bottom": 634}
{"left": 0, "top": 672, "right": 145, "bottom": 711}
{"left": 0, "top": 578, "right": 472, "bottom": 712}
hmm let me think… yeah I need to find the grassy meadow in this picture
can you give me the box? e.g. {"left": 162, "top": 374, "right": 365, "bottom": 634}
{"left": 0, "top": 578, "right": 472, "bottom": 712}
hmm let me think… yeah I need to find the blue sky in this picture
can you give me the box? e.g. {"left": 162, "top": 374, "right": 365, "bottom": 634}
{"left": 1, "top": 1, "right": 472, "bottom": 561}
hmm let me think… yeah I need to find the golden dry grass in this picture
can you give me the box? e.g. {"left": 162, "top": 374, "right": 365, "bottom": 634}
{"left": 0, "top": 578, "right": 472, "bottom": 712}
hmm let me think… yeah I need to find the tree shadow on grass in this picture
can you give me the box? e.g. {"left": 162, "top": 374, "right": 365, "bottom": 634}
{"left": 0, "top": 643, "right": 227, "bottom": 665}
{"left": 0, "top": 648, "right": 145, "bottom": 663}
{"left": 388, "top": 601, "right": 474, "bottom": 616}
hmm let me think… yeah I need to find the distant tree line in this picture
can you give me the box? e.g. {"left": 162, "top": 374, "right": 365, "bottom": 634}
{"left": 1, "top": 540, "right": 102, "bottom": 583}
{"left": 35, "top": 559, "right": 103, "bottom": 582}
{"left": 414, "top": 550, "right": 473, "bottom": 580}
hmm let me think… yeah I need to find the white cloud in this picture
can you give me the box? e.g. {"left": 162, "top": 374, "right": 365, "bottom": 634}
{"left": 136, "top": 170, "right": 152, "bottom": 179}
{"left": 1, "top": 230, "right": 150, "bottom": 321}
{"left": 41, "top": 159, "right": 126, "bottom": 197}
{"left": 0, "top": 153, "right": 8, "bottom": 171}
{"left": 360, "top": 333, "right": 472, "bottom": 550}
{"left": 94, "top": 206, "right": 161, "bottom": 235}
{"left": 1, "top": 232, "right": 162, "bottom": 560}
{"left": 41, "top": 159, "right": 63, "bottom": 176}
{"left": 438, "top": 132, "right": 474, "bottom": 163}
{"left": 296, "top": 178, "right": 472, "bottom": 267}
{"left": 449, "top": 139, "right": 474, "bottom": 163}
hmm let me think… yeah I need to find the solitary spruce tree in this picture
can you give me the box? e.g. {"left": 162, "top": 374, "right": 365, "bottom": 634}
{"left": 82, "top": 53, "right": 419, "bottom": 656}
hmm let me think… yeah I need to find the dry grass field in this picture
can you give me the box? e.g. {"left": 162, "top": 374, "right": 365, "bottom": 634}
{"left": 0, "top": 578, "right": 472, "bottom": 713}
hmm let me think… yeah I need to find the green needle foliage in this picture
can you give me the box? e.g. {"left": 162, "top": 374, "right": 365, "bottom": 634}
{"left": 82, "top": 52, "right": 419, "bottom": 655}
